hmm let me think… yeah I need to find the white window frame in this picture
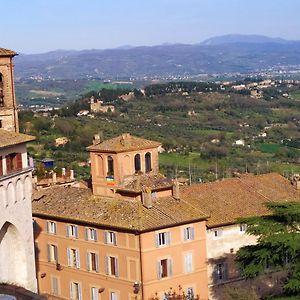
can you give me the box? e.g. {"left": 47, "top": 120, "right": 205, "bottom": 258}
{"left": 70, "top": 281, "right": 82, "bottom": 300}
{"left": 67, "top": 248, "right": 80, "bottom": 268}
{"left": 104, "top": 230, "right": 117, "bottom": 245}
{"left": 91, "top": 287, "right": 99, "bottom": 300}
{"left": 48, "top": 244, "right": 58, "bottom": 263}
{"left": 51, "top": 276, "right": 59, "bottom": 296}
{"left": 155, "top": 231, "right": 170, "bottom": 247}
{"left": 184, "top": 252, "right": 193, "bottom": 273}
{"left": 183, "top": 226, "right": 195, "bottom": 241}
{"left": 87, "top": 251, "right": 99, "bottom": 272}
{"left": 105, "top": 255, "right": 119, "bottom": 277}
{"left": 157, "top": 257, "right": 172, "bottom": 279}
{"left": 110, "top": 291, "right": 118, "bottom": 300}
{"left": 86, "top": 227, "right": 97, "bottom": 241}
{"left": 47, "top": 221, "right": 57, "bottom": 234}
{"left": 67, "top": 224, "right": 79, "bottom": 238}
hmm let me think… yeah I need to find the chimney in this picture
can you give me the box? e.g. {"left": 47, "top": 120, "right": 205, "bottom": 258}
{"left": 70, "top": 169, "right": 74, "bottom": 180}
{"left": 52, "top": 172, "right": 57, "bottom": 184}
{"left": 172, "top": 179, "right": 180, "bottom": 200}
{"left": 120, "top": 133, "right": 131, "bottom": 147}
{"left": 142, "top": 187, "right": 152, "bottom": 209}
{"left": 93, "top": 133, "right": 102, "bottom": 145}
{"left": 292, "top": 174, "right": 300, "bottom": 190}
{"left": 62, "top": 167, "right": 66, "bottom": 176}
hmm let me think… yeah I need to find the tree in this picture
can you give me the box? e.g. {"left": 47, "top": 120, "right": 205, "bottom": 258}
{"left": 236, "top": 202, "right": 300, "bottom": 296}
{"left": 149, "top": 286, "right": 199, "bottom": 300}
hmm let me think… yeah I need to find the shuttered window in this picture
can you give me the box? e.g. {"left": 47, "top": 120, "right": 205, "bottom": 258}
{"left": 184, "top": 252, "right": 193, "bottom": 273}
{"left": 51, "top": 277, "right": 59, "bottom": 295}
{"left": 155, "top": 232, "right": 170, "bottom": 247}
{"left": 157, "top": 258, "right": 172, "bottom": 279}
{"left": 105, "top": 256, "right": 119, "bottom": 277}
{"left": 183, "top": 227, "right": 195, "bottom": 241}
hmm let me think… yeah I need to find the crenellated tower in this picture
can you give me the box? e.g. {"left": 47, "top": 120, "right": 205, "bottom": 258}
{"left": 0, "top": 48, "right": 19, "bottom": 132}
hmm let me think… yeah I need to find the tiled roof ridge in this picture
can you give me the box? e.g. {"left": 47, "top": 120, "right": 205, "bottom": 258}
{"left": 0, "top": 48, "right": 17, "bottom": 56}
{"left": 237, "top": 172, "right": 292, "bottom": 202}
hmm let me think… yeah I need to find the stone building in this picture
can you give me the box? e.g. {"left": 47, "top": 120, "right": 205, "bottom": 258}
{"left": 180, "top": 173, "right": 300, "bottom": 299}
{"left": 0, "top": 48, "right": 19, "bottom": 132}
{"left": 0, "top": 48, "right": 37, "bottom": 292}
{"left": 32, "top": 133, "right": 209, "bottom": 300}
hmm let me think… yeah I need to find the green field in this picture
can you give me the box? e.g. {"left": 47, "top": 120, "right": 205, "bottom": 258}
{"left": 290, "top": 90, "right": 300, "bottom": 101}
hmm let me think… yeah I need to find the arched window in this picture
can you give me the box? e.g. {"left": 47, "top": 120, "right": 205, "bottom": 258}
{"left": 145, "top": 152, "right": 152, "bottom": 173}
{"left": 134, "top": 154, "right": 141, "bottom": 173}
{"left": 107, "top": 156, "right": 114, "bottom": 176}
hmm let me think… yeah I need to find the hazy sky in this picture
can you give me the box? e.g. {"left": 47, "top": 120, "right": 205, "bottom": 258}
{"left": 2, "top": 0, "right": 300, "bottom": 53}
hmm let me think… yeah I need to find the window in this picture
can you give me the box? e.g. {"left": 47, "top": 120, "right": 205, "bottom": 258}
{"left": 105, "top": 256, "right": 119, "bottom": 277}
{"left": 107, "top": 156, "right": 114, "bottom": 176}
{"left": 5, "top": 153, "right": 22, "bottom": 173}
{"left": 104, "top": 230, "right": 117, "bottom": 245}
{"left": 215, "top": 263, "right": 228, "bottom": 282}
{"left": 110, "top": 291, "right": 118, "bottom": 300}
{"left": 67, "top": 248, "right": 80, "bottom": 268}
{"left": 51, "top": 277, "right": 59, "bottom": 296}
{"left": 91, "top": 287, "right": 99, "bottom": 300}
{"left": 184, "top": 252, "right": 193, "bottom": 273}
{"left": 47, "top": 221, "right": 57, "bottom": 234}
{"left": 87, "top": 252, "right": 99, "bottom": 272}
{"left": 183, "top": 227, "right": 195, "bottom": 241}
{"left": 155, "top": 232, "right": 170, "bottom": 247}
{"left": 240, "top": 224, "right": 247, "bottom": 232}
{"left": 48, "top": 244, "right": 58, "bottom": 263}
{"left": 145, "top": 152, "right": 151, "bottom": 172}
{"left": 85, "top": 227, "right": 97, "bottom": 241}
{"left": 157, "top": 258, "right": 172, "bottom": 279}
{"left": 70, "top": 282, "right": 82, "bottom": 300}
{"left": 186, "top": 288, "right": 194, "bottom": 300}
{"left": 0, "top": 120, "right": 2, "bottom": 128}
{"left": 134, "top": 154, "right": 141, "bottom": 172}
{"left": 214, "top": 229, "right": 223, "bottom": 238}
{"left": 67, "top": 224, "right": 78, "bottom": 238}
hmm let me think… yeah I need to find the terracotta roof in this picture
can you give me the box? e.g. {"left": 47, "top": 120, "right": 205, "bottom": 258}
{"left": 180, "top": 173, "right": 300, "bottom": 228}
{"left": 0, "top": 48, "right": 17, "bottom": 57}
{"left": 87, "top": 133, "right": 161, "bottom": 153}
{"left": 0, "top": 129, "right": 35, "bottom": 149}
{"left": 32, "top": 186, "right": 207, "bottom": 232}
{"left": 117, "top": 173, "right": 173, "bottom": 193}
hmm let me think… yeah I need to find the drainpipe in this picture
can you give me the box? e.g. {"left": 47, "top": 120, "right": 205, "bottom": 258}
{"left": 10, "top": 57, "right": 18, "bottom": 132}
{"left": 138, "top": 233, "right": 144, "bottom": 300}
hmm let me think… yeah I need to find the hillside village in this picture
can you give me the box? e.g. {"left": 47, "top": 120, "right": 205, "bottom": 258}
{"left": 1, "top": 47, "right": 300, "bottom": 300}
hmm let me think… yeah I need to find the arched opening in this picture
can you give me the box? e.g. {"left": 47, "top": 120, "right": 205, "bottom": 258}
{"left": 0, "top": 185, "right": 6, "bottom": 207}
{"left": 97, "top": 155, "right": 104, "bottom": 176}
{"left": 107, "top": 156, "right": 114, "bottom": 176}
{"left": 16, "top": 179, "right": 24, "bottom": 202}
{"left": 0, "top": 222, "right": 28, "bottom": 287}
{"left": 145, "top": 152, "right": 152, "bottom": 173}
{"left": 134, "top": 154, "right": 141, "bottom": 173}
{"left": 7, "top": 182, "right": 15, "bottom": 206}
{"left": 24, "top": 176, "right": 32, "bottom": 201}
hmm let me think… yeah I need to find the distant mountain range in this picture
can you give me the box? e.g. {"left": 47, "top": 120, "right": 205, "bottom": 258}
{"left": 14, "top": 34, "right": 300, "bottom": 79}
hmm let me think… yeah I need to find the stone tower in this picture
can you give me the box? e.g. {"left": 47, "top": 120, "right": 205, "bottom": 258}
{"left": 0, "top": 48, "right": 19, "bottom": 132}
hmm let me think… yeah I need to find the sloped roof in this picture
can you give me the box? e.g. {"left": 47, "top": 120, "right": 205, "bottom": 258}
{"left": 0, "top": 129, "right": 35, "bottom": 149}
{"left": 180, "top": 173, "right": 300, "bottom": 228}
{"left": 117, "top": 173, "right": 173, "bottom": 193}
{"left": 32, "top": 186, "right": 207, "bottom": 232}
{"left": 87, "top": 133, "right": 161, "bottom": 153}
{"left": 0, "top": 48, "right": 17, "bottom": 57}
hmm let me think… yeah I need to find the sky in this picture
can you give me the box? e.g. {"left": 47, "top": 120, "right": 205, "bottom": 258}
{"left": 2, "top": 0, "right": 300, "bottom": 54}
